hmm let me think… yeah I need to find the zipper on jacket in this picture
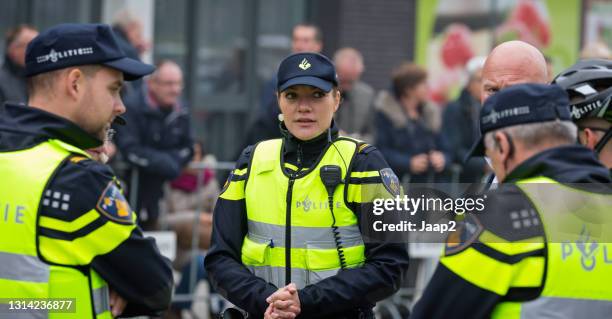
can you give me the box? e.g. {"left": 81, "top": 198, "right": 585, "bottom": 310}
{"left": 285, "top": 143, "right": 301, "bottom": 285}
{"left": 296, "top": 144, "right": 303, "bottom": 168}
{"left": 285, "top": 177, "right": 295, "bottom": 285}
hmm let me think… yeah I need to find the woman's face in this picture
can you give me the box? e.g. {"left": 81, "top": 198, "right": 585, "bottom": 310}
{"left": 411, "top": 81, "right": 429, "bottom": 103}
{"left": 278, "top": 84, "right": 340, "bottom": 141}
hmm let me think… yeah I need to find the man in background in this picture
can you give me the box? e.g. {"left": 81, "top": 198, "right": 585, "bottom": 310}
{"left": 333, "top": 47, "right": 375, "bottom": 142}
{"left": 112, "top": 10, "right": 149, "bottom": 61}
{"left": 115, "top": 60, "right": 193, "bottom": 230}
{"left": 481, "top": 40, "right": 548, "bottom": 103}
{"left": 0, "top": 25, "right": 38, "bottom": 110}
{"left": 442, "top": 56, "right": 486, "bottom": 182}
{"left": 112, "top": 10, "right": 150, "bottom": 99}
{"left": 477, "top": 40, "right": 549, "bottom": 186}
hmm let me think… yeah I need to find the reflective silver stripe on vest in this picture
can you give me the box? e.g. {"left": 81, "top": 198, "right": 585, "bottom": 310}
{"left": 247, "top": 265, "right": 343, "bottom": 289}
{"left": 521, "top": 297, "right": 612, "bottom": 319}
{"left": 0, "top": 251, "right": 49, "bottom": 283}
{"left": 247, "top": 220, "right": 363, "bottom": 249}
{"left": 93, "top": 285, "right": 110, "bottom": 315}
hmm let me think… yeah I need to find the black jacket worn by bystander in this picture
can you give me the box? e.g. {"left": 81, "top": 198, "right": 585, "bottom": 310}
{"left": 113, "top": 89, "right": 194, "bottom": 229}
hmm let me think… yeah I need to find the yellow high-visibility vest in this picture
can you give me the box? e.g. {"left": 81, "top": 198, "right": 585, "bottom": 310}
{"left": 241, "top": 138, "right": 366, "bottom": 288}
{"left": 442, "top": 175, "right": 612, "bottom": 318}
{"left": 0, "top": 139, "right": 134, "bottom": 318}
{"left": 488, "top": 177, "right": 612, "bottom": 318}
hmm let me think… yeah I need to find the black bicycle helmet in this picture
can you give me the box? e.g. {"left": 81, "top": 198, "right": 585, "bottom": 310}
{"left": 553, "top": 59, "right": 612, "bottom": 153}
{"left": 553, "top": 59, "right": 612, "bottom": 122}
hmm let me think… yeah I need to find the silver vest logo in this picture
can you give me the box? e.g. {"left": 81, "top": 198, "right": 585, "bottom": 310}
{"left": 481, "top": 106, "right": 531, "bottom": 125}
{"left": 36, "top": 47, "right": 94, "bottom": 64}
{"left": 561, "top": 225, "right": 612, "bottom": 271}
{"left": 295, "top": 195, "right": 341, "bottom": 212}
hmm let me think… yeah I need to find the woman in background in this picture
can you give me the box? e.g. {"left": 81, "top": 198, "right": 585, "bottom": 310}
{"left": 375, "top": 62, "right": 450, "bottom": 184}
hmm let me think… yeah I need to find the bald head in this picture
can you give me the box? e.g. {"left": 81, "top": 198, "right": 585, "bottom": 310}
{"left": 334, "top": 47, "right": 364, "bottom": 91}
{"left": 481, "top": 41, "right": 548, "bottom": 103}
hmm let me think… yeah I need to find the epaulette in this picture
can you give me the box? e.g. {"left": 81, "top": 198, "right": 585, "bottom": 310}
{"left": 357, "top": 143, "right": 376, "bottom": 154}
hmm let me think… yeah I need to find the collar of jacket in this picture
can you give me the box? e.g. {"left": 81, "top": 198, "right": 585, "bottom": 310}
{"left": 280, "top": 119, "right": 339, "bottom": 159}
{"left": 504, "top": 144, "right": 612, "bottom": 184}
{"left": 373, "top": 90, "right": 428, "bottom": 130}
{"left": 0, "top": 103, "right": 102, "bottom": 150}
{"left": 3, "top": 55, "right": 25, "bottom": 77}
{"left": 374, "top": 90, "right": 410, "bottom": 128}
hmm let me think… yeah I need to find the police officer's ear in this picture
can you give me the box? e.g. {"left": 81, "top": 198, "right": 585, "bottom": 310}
{"left": 275, "top": 91, "right": 283, "bottom": 112}
{"left": 332, "top": 87, "right": 341, "bottom": 113}
{"left": 580, "top": 128, "right": 600, "bottom": 150}
{"left": 65, "top": 68, "right": 86, "bottom": 101}
{"left": 493, "top": 131, "right": 511, "bottom": 159}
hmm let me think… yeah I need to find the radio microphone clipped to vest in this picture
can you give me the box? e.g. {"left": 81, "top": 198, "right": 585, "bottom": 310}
{"left": 320, "top": 165, "right": 343, "bottom": 196}
{"left": 320, "top": 164, "right": 347, "bottom": 269}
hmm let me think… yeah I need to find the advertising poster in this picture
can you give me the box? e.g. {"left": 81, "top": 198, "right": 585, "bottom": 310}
{"left": 415, "top": 0, "right": 581, "bottom": 105}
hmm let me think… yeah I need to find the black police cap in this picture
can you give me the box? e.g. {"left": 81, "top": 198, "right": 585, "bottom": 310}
{"left": 466, "top": 83, "right": 571, "bottom": 159}
{"left": 277, "top": 52, "right": 338, "bottom": 92}
{"left": 25, "top": 23, "right": 154, "bottom": 81}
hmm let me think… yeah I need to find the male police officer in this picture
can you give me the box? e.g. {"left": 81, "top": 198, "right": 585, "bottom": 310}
{"left": 412, "top": 83, "right": 612, "bottom": 318}
{"left": 553, "top": 59, "right": 612, "bottom": 172}
{"left": 0, "top": 24, "right": 173, "bottom": 318}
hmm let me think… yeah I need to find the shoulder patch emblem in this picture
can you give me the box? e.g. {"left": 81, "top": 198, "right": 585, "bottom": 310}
{"left": 379, "top": 168, "right": 401, "bottom": 196}
{"left": 96, "top": 181, "right": 134, "bottom": 224}
{"left": 444, "top": 214, "right": 483, "bottom": 256}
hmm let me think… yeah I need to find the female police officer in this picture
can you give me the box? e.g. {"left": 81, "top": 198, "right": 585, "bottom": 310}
{"left": 205, "top": 52, "right": 409, "bottom": 319}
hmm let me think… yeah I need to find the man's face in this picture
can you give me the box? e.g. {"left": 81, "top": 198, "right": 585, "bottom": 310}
{"left": 148, "top": 64, "right": 183, "bottom": 107}
{"left": 336, "top": 61, "right": 362, "bottom": 92}
{"left": 292, "top": 26, "right": 322, "bottom": 53}
{"left": 8, "top": 28, "right": 38, "bottom": 67}
{"left": 481, "top": 58, "right": 547, "bottom": 103}
{"left": 76, "top": 67, "right": 125, "bottom": 141}
{"left": 481, "top": 66, "right": 537, "bottom": 103}
{"left": 481, "top": 41, "right": 548, "bottom": 103}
